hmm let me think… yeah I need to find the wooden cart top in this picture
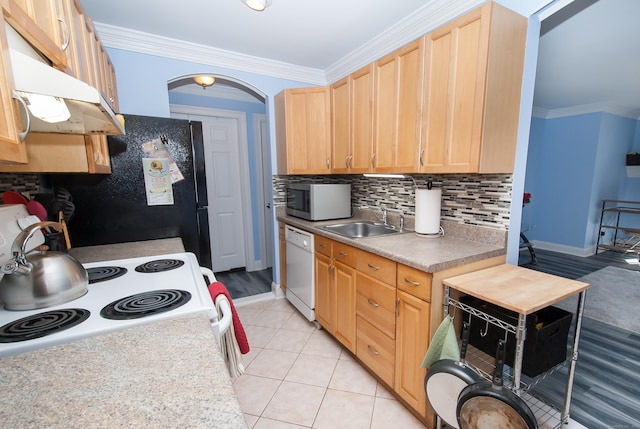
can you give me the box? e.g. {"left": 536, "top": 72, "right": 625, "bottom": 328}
{"left": 442, "top": 264, "right": 590, "bottom": 315}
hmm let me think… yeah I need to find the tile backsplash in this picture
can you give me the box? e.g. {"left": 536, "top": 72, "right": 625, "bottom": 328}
{"left": 273, "top": 174, "right": 512, "bottom": 230}
{"left": 0, "top": 173, "right": 40, "bottom": 197}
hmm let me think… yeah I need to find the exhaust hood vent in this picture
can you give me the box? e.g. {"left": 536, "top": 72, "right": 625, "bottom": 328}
{"left": 5, "top": 23, "right": 125, "bottom": 136}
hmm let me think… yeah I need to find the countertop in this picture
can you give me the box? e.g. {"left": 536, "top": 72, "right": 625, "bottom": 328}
{"left": 277, "top": 207, "right": 507, "bottom": 273}
{"left": 68, "top": 237, "right": 186, "bottom": 263}
{"left": 1, "top": 238, "right": 246, "bottom": 429}
{"left": 0, "top": 313, "right": 247, "bottom": 428}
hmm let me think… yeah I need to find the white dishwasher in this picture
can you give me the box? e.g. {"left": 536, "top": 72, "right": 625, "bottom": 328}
{"left": 285, "top": 225, "right": 315, "bottom": 321}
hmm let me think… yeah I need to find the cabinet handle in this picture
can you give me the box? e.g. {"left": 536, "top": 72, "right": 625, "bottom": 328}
{"left": 58, "top": 19, "right": 70, "bottom": 51}
{"left": 419, "top": 148, "right": 424, "bottom": 166}
{"left": 12, "top": 91, "right": 30, "bottom": 142}
{"left": 319, "top": 243, "right": 326, "bottom": 248}
{"left": 396, "top": 298, "right": 400, "bottom": 316}
{"left": 367, "top": 299, "right": 379, "bottom": 308}
{"left": 367, "top": 263, "right": 380, "bottom": 270}
{"left": 327, "top": 159, "right": 330, "bottom": 169}
{"left": 338, "top": 251, "right": 348, "bottom": 257}
{"left": 371, "top": 153, "right": 376, "bottom": 169}
{"left": 404, "top": 278, "right": 420, "bottom": 286}
{"left": 367, "top": 345, "right": 379, "bottom": 356}
{"left": 345, "top": 156, "right": 349, "bottom": 168}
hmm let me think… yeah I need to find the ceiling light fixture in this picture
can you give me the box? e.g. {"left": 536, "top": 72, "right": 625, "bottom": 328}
{"left": 193, "top": 75, "right": 215, "bottom": 89}
{"left": 241, "top": 0, "right": 271, "bottom": 12}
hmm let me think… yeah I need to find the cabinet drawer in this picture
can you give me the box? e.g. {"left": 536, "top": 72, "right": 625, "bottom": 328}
{"left": 315, "top": 235, "right": 333, "bottom": 256}
{"left": 356, "top": 273, "right": 396, "bottom": 339}
{"left": 356, "top": 250, "right": 396, "bottom": 285}
{"left": 333, "top": 242, "right": 356, "bottom": 267}
{"left": 356, "top": 316, "right": 395, "bottom": 387}
{"left": 397, "top": 264, "right": 432, "bottom": 302}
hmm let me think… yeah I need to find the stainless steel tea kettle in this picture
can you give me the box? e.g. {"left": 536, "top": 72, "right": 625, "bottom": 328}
{"left": 0, "top": 222, "right": 88, "bottom": 310}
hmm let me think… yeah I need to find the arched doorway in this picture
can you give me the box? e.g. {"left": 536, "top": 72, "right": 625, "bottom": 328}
{"left": 167, "top": 75, "right": 274, "bottom": 300}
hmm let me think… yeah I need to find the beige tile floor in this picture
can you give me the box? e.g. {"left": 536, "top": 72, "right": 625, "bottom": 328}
{"left": 233, "top": 297, "right": 428, "bottom": 429}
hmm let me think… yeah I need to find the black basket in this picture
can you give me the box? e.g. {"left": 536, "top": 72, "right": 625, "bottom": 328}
{"left": 460, "top": 296, "right": 573, "bottom": 377}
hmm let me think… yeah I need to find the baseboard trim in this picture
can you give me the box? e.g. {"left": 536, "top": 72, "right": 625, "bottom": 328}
{"left": 530, "top": 240, "right": 596, "bottom": 257}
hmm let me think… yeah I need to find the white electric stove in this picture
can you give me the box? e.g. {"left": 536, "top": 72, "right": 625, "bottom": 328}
{"left": 0, "top": 251, "right": 227, "bottom": 358}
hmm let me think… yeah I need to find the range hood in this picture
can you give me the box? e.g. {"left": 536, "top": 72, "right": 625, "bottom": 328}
{"left": 5, "top": 23, "right": 125, "bottom": 136}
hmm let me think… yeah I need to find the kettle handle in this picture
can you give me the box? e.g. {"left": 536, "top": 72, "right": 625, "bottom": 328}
{"left": 11, "top": 221, "right": 64, "bottom": 258}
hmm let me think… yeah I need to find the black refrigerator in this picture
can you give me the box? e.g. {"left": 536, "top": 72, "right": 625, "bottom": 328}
{"left": 45, "top": 114, "right": 212, "bottom": 269}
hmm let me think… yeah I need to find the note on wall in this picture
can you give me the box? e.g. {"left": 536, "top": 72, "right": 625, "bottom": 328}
{"left": 142, "top": 158, "right": 174, "bottom": 206}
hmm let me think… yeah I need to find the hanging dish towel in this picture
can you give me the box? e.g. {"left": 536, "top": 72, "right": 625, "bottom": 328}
{"left": 421, "top": 315, "right": 460, "bottom": 368}
{"left": 215, "top": 293, "right": 245, "bottom": 378}
{"left": 207, "top": 282, "right": 250, "bottom": 354}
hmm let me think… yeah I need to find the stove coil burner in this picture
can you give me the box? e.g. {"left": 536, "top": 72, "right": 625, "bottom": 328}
{"left": 134, "top": 259, "right": 184, "bottom": 273}
{"left": 100, "top": 289, "right": 191, "bottom": 320}
{"left": 87, "top": 266, "right": 128, "bottom": 284}
{"left": 0, "top": 309, "right": 90, "bottom": 343}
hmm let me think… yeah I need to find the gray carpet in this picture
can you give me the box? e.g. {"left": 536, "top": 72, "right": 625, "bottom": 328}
{"left": 554, "top": 266, "right": 640, "bottom": 333}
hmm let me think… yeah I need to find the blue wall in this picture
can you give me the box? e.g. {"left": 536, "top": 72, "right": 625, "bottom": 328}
{"left": 524, "top": 112, "right": 639, "bottom": 254}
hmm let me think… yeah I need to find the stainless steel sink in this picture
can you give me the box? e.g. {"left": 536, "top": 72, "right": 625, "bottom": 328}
{"left": 319, "top": 222, "right": 401, "bottom": 238}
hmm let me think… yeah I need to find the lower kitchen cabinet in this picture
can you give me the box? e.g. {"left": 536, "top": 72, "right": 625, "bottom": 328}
{"left": 314, "top": 236, "right": 356, "bottom": 353}
{"left": 395, "top": 289, "right": 431, "bottom": 420}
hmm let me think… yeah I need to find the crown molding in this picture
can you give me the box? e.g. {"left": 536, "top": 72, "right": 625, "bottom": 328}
{"left": 325, "top": 0, "right": 483, "bottom": 82}
{"left": 532, "top": 102, "right": 640, "bottom": 120}
{"left": 94, "top": 22, "right": 327, "bottom": 85}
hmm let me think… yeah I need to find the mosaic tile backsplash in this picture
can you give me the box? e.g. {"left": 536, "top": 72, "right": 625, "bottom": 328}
{"left": 0, "top": 173, "right": 40, "bottom": 198}
{"left": 273, "top": 174, "right": 513, "bottom": 230}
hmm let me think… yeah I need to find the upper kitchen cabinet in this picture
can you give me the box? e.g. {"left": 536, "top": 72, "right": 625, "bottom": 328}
{"left": 275, "top": 86, "right": 331, "bottom": 175}
{"left": 420, "top": 2, "right": 527, "bottom": 174}
{"left": 373, "top": 38, "right": 423, "bottom": 173}
{"left": 0, "top": 0, "right": 120, "bottom": 170}
{"left": 331, "top": 64, "right": 374, "bottom": 174}
{"left": 1, "top": 0, "right": 68, "bottom": 69}
{"left": 0, "top": 15, "right": 26, "bottom": 163}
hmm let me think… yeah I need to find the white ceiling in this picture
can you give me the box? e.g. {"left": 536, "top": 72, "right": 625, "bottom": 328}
{"left": 81, "top": 0, "right": 640, "bottom": 117}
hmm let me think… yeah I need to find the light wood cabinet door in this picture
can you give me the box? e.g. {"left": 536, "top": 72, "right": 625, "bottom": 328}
{"left": 0, "top": 16, "right": 27, "bottom": 163}
{"left": 373, "top": 39, "right": 423, "bottom": 173}
{"left": 275, "top": 86, "right": 331, "bottom": 175}
{"left": 395, "top": 289, "right": 431, "bottom": 420}
{"left": 314, "top": 252, "right": 334, "bottom": 331}
{"left": 2, "top": 0, "right": 67, "bottom": 69}
{"left": 331, "top": 65, "right": 373, "bottom": 174}
{"left": 333, "top": 260, "right": 356, "bottom": 353}
{"left": 420, "top": 2, "right": 526, "bottom": 174}
{"left": 350, "top": 64, "right": 374, "bottom": 174}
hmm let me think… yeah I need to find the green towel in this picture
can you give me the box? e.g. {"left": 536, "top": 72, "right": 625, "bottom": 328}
{"left": 421, "top": 315, "right": 461, "bottom": 368}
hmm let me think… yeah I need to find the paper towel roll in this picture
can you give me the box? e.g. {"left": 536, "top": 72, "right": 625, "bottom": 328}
{"left": 415, "top": 188, "right": 442, "bottom": 235}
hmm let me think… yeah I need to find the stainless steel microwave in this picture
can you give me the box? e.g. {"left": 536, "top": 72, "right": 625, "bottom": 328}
{"left": 285, "top": 183, "right": 352, "bottom": 221}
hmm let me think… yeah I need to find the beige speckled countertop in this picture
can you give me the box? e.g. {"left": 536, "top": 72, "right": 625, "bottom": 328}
{"left": 0, "top": 313, "right": 246, "bottom": 428}
{"left": 277, "top": 207, "right": 506, "bottom": 273}
{"left": 68, "top": 237, "right": 186, "bottom": 263}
